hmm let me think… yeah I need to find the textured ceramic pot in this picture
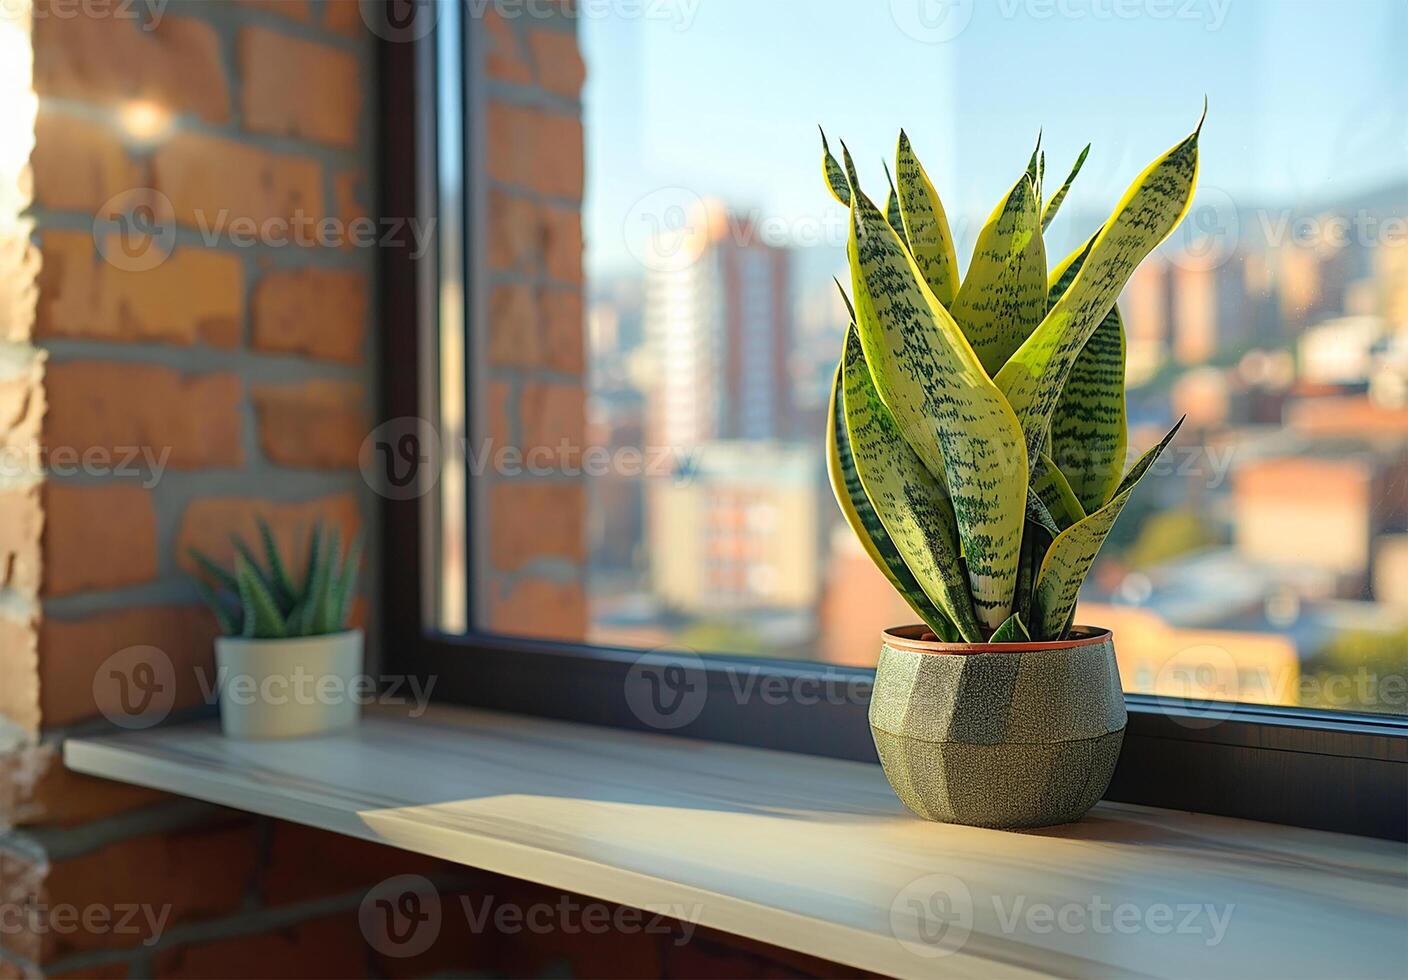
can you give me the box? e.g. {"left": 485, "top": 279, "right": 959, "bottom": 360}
{"left": 870, "top": 625, "right": 1125, "bottom": 828}
{"left": 214, "top": 630, "right": 364, "bottom": 739}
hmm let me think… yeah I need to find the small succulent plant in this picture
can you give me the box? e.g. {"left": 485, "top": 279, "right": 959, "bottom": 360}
{"left": 823, "top": 109, "right": 1203, "bottom": 644}
{"left": 188, "top": 518, "right": 362, "bottom": 639}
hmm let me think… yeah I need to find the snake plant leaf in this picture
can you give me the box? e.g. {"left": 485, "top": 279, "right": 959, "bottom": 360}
{"left": 820, "top": 127, "right": 851, "bottom": 206}
{"left": 1032, "top": 419, "right": 1183, "bottom": 639}
{"left": 990, "top": 611, "right": 1031, "bottom": 643}
{"left": 1042, "top": 143, "right": 1090, "bottom": 232}
{"left": 255, "top": 516, "right": 298, "bottom": 611}
{"left": 1025, "top": 130, "right": 1042, "bottom": 189}
{"left": 1052, "top": 309, "right": 1127, "bottom": 512}
{"left": 949, "top": 173, "right": 1048, "bottom": 376}
{"left": 1032, "top": 452, "right": 1086, "bottom": 530}
{"left": 895, "top": 130, "right": 960, "bottom": 307}
{"left": 996, "top": 121, "right": 1200, "bottom": 467}
{"left": 841, "top": 329, "right": 983, "bottom": 642}
{"left": 1045, "top": 232, "right": 1128, "bottom": 512}
{"left": 236, "top": 552, "right": 287, "bottom": 639}
{"left": 843, "top": 154, "right": 1028, "bottom": 631}
{"left": 827, "top": 344, "right": 955, "bottom": 640}
{"left": 880, "top": 160, "right": 907, "bottom": 245}
{"left": 191, "top": 577, "right": 240, "bottom": 637}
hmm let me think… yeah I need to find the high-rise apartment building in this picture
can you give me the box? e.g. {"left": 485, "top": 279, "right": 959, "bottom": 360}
{"left": 643, "top": 201, "right": 794, "bottom": 450}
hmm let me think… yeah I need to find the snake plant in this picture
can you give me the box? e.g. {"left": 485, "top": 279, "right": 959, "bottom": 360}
{"left": 188, "top": 519, "right": 362, "bottom": 639}
{"left": 824, "top": 111, "right": 1202, "bottom": 643}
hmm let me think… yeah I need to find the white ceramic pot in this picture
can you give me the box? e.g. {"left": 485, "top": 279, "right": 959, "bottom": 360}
{"left": 213, "top": 629, "right": 365, "bottom": 739}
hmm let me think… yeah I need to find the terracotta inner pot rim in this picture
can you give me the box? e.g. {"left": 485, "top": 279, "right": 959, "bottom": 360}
{"left": 882, "top": 623, "right": 1112, "bottom": 655}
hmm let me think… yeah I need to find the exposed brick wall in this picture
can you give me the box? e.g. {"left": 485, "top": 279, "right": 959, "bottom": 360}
{"left": 0, "top": 0, "right": 384, "bottom": 975}
{"left": 0, "top": 3, "right": 843, "bottom": 978}
{"left": 479, "top": 3, "right": 589, "bottom": 643}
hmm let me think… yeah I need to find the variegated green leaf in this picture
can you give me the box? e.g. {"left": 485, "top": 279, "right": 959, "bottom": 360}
{"left": 1044, "top": 225, "right": 1129, "bottom": 513}
{"left": 842, "top": 329, "right": 983, "bottom": 642}
{"left": 820, "top": 127, "right": 850, "bottom": 206}
{"left": 1042, "top": 143, "right": 1090, "bottom": 232}
{"left": 881, "top": 160, "right": 907, "bottom": 245}
{"left": 1051, "top": 309, "right": 1127, "bottom": 513}
{"left": 843, "top": 146, "right": 1028, "bottom": 631}
{"left": 996, "top": 121, "right": 1200, "bottom": 466}
{"left": 1032, "top": 452, "right": 1086, "bottom": 530}
{"left": 990, "top": 611, "right": 1031, "bottom": 643}
{"left": 950, "top": 173, "right": 1048, "bottom": 376}
{"left": 1032, "top": 419, "right": 1183, "bottom": 639}
{"left": 895, "top": 130, "right": 960, "bottom": 307}
{"left": 826, "top": 340, "right": 954, "bottom": 640}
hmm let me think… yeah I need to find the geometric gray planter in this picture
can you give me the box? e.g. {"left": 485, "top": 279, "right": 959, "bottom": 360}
{"left": 870, "top": 624, "right": 1126, "bottom": 828}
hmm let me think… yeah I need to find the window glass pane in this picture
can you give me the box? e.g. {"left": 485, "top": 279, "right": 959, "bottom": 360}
{"left": 471, "top": 0, "right": 1408, "bottom": 716}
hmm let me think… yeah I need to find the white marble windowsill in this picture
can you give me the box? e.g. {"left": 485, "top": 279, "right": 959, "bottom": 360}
{"left": 65, "top": 705, "right": 1407, "bottom": 980}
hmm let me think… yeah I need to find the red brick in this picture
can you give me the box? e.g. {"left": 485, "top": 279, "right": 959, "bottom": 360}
{"left": 486, "top": 379, "right": 512, "bottom": 449}
{"left": 484, "top": 8, "right": 533, "bottom": 84}
{"left": 541, "top": 204, "right": 583, "bottom": 285}
{"left": 240, "top": 27, "right": 361, "bottom": 148}
{"left": 42, "top": 485, "right": 157, "bottom": 598}
{"left": 252, "top": 268, "right": 367, "bottom": 363}
{"left": 486, "top": 190, "right": 540, "bottom": 275}
{"left": 489, "top": 578, "right": 585, "bottom": 643}
{"left": 0, "top": 484, "right": 41, "bottom": 597}
{"left": 0, "top": 612, "right": 39, "bottom": 733}
{"left": 519, "top": 382, "right": 585, "bottom": 459}
{"left": 250, "top": 381, "right": 366, "bottom": 469}
{"left": 489, "top": 483, "right": 585, "bottom": 571}
{"left": 38, "top": 605, "right": 221, "bottom": 728}
{"left": 174, "top": 494, "right": 361, "bottom": 584}
{"left": 540, "top": 288, "right": 585, "bottom": 375}
{"left": 31, "top": 112, "right": 146, "bottom": 212}
{"left": 152, "top": 133, "right": 323, "bottom": 230}
{"left": 487, "top": 286, "right": 582, "bottom": 376}
{"left": 322, "top": 0, "right": 366, "bottom": 36}
{"left": 152, "top": 913, "right": 368, "bottom": 980}
{"left": 37, "top": 231, "right": 242, "bottom": 347}
{"left": 486, "top": 102, "right": 583, "bottom": 199}
{"left": 258, "top": 822, "right": 452, "bottom": 905}
{"left": 44, "top": 362, "right": 243, "bottom": 470}
{"left": 528, "top": 29, "right": 586, "bottom": 98}
{"left": 237, "top": 0, "right": 312, "bottom": 20}
{"left": 487, "top": 283, "right": 539, "bottom": 368}
{"left": 33, "top": 13, "right": 229, "bottom": 124}
{"left": 0, "top": 743, "right": 168, "bottom": 828}
{"left": 32, "top": 819, "right": 258, "bottom": 960}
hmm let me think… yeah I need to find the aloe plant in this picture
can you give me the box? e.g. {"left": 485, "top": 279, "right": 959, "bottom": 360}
{"left": 824, "top": 110, "right": 1202, "bottom": 643}
{"left": 188, "top": 518, "right": 363, "bottom": 639}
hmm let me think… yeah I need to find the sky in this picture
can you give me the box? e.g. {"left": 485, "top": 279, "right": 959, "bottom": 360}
{"left": 581, "top": 0, "right": 1408, "bottom": 278}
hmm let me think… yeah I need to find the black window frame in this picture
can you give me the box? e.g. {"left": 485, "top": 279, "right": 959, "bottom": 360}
{"left": 376, "top": 8, "right": 1408, "bottom": 842}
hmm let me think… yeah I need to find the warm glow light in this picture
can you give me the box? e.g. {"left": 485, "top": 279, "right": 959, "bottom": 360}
{"left": 119, "top": 100, "right": 173, "bottom": 143}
